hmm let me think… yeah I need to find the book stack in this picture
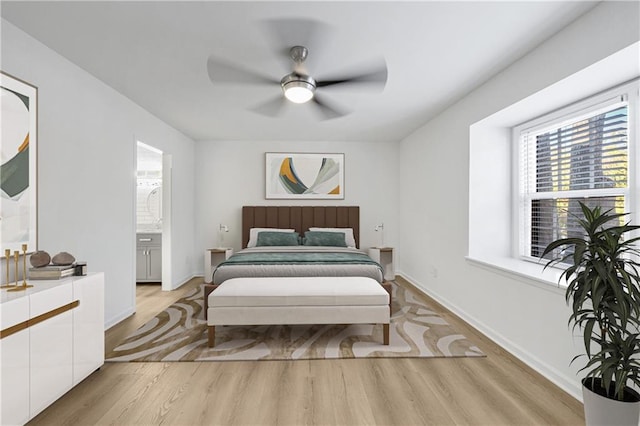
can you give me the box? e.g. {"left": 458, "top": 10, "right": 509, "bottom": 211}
{"left": 29, "top": 264, "right": 75, "bottom": 280}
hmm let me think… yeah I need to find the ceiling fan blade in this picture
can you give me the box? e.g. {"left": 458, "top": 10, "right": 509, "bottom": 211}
{"left": 250, "top": 95, "right": 287, "bottom": 117}
{"left": 206, "top": 56, "right": 278, "bottom": 85}
{"left": 311, "top": 94, "right": 348, "bottom": 120}
{"left": 316, "top": 63, "right": 388, "bottom": 89}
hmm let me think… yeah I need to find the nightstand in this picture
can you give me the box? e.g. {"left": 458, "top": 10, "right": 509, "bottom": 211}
{"left": 368, "top": 247, "right": 395, "bottom": 281}
{"left": 204, "top": 248, "right": 233, "bottom": 284}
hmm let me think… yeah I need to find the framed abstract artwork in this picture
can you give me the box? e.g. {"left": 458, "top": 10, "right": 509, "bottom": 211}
{"left": 265, "top": 152, "right": 345, "bottom": 199}
{"left": 1, "top": 71, "right": 38, "bottom": 253}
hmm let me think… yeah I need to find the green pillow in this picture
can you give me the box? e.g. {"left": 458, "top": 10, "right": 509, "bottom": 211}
{"left": 303, "top": 231, "right": 347, "bottom": 247}
{"left": 256, "top": 231, "right": 300, "bottom": 246}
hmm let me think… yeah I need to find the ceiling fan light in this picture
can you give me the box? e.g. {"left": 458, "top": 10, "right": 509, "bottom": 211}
{"left": 283, "top": 81, "right": 315, "bottom": 103}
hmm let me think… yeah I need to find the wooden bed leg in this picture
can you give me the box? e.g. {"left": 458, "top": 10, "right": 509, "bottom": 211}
{"left": 203, "top": 284, "right": 218, "bottom": 321}
{"left": 383, "top": 323, "right": 390, "bottom": 345}
{"left": 208, "top": 326, "right": 215, "bottom": 348}
{"left": 381, "top": 282, "right": 392, "bottom": 345}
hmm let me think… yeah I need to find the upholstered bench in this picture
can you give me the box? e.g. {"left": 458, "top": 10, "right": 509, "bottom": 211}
{"left": 206, "top": 277, "right": 391, "bottom": 347}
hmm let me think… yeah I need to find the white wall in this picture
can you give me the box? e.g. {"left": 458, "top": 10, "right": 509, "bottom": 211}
{"left": 398, "top": 1, "right": 640, "bottom": 400}
{"left": 1, "top": 20, "right": 197, "bottom": 328}
{"left": 194, "top": 140, "right": 399, "bottom": 272}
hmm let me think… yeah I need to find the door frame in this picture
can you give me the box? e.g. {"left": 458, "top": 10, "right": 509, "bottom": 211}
{"left": 134, "top": 140, "right": 172, "bottom": 291}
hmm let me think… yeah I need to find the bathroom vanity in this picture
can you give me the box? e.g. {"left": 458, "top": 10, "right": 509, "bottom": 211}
{"left": 136, "top": 232, "right": 162, "bottom": 282}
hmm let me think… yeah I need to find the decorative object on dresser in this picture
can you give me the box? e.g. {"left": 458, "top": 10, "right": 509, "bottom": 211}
{"left": 29, "top": 250, "right": 51, "bottom": 268}
{"left": 0, "top": 71, "right": 38, "bottom": 253}
{"left": 28, "top": 250, "right": 78, "bottom": 280}
{"left": 8, "top": 250, "right": 20, "bottom": 290}
{"left": 75, "top": 261, "right": 87, "bottom": 276}
{"left": 19, "top": 244, "right": 33, "bottom": 289}
{"left": 51, "top": 251, "right": 75, "bottom": 265}
{"left": 1, "top": 249, "right": 10, "bottom": 289}
{"left": 542, "top": 203, "right": 640, "bottom": 426}
{"left": 3, "top": 244, "right": 34, "bottom": 291}
{"left": 29, "top": 264, "right": 76, "bottom": 280}
{"left": 265, "top": 153, "right": 345, "bottom": 199}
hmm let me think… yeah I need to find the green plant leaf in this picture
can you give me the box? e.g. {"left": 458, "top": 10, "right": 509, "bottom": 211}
{"left": 541, "top": 201, "right": 640, "bottom": 401}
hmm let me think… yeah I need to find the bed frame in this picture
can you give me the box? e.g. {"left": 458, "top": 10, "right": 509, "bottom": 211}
{"left": 204, "top": 205, "right": 392, "bottom": 322}
{"left": 242, "top": 206, "right": 360, "bottom": 248}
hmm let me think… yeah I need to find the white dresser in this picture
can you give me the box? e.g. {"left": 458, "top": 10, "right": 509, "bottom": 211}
{"left": 0, "top": 273, "right": 104, "bottom": 425}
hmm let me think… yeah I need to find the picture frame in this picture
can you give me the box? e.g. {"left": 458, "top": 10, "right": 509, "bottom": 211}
{"left": 265, "top": 152, "right": 345, "bottom": 199}
{"left": 1, "top": 71, "right": 38, "bottom": 253}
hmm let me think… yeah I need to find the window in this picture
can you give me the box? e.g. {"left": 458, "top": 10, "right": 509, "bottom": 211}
{"left": 515, "top": 80, "right": 638, "bottom": 262}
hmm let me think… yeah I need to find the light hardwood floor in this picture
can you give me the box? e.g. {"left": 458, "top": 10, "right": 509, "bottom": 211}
{"left": 28, "top": 277, "right": 584, "bottom": 426}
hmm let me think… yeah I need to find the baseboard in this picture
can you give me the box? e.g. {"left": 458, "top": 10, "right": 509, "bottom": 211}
{"left": 105, "top": 307, "right": 135, "bottom": 330}
{"left": 397, "top": 270, "right": 582, "bottom": 402}
{"left": 170, "top": 274, "right": 200, "bottom": 290}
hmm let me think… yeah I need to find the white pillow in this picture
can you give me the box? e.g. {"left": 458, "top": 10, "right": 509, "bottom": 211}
{"left": 247, "top": 228, "right": 295, "bottom": 248}
{"left": 309, "top": 227, "right": 357, "bottom": 248}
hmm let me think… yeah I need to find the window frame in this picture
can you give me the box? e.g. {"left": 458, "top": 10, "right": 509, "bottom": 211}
{"left": 512, "top": 79, "right": 639, "bottom": 264}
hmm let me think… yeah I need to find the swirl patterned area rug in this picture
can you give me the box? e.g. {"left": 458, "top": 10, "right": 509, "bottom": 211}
{"left": 106, "top": 282, "right": 484, "bottom": 362}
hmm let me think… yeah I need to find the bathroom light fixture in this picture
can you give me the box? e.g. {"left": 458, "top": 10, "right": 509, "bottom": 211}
{"left": 281, "top": 73, "right": 316, "bottom": 104}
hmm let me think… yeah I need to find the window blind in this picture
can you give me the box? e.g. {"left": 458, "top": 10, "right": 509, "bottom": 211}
{"left": 521, "top": 103, "right": 628, "bottom": 259}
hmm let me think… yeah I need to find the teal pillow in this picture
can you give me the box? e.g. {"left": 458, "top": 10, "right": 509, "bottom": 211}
{"left": 256, "top": 231, "right": 300, "bottom": 246}
{"left": 303, "top": 231, "right": 347, "bottom": 247}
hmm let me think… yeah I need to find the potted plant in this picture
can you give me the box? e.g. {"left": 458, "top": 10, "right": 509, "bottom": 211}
{"left": 542, "top": 202, "right": 640, "bottom": 425}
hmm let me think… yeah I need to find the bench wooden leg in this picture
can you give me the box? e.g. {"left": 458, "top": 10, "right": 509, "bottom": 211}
{"left": 208, "top": 326, "right": 215, "bottom": 347}
{"left": 383, "top": 323, "right": 389, "bottom": 345}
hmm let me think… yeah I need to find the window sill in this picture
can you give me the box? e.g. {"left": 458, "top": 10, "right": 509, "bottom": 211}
{"left": 465, "top": 255, "right": 567, "bottom": 295}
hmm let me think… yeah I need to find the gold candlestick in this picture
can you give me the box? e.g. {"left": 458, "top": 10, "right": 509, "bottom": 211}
{"left": 8, "top": 250, "right": 28, "bottom": 292}
{"left": 1, "top": 249, "right": 12, "bottom": 289}
{"left": 21, "top": 244, "right": 32, "bottom": 288}
{"left": 14, "top": 251, "right": 18, "bottom": 286}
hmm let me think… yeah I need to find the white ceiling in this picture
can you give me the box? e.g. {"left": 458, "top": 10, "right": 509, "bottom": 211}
{"left": 1, "top": 1, "right": 598, "bottom": 142}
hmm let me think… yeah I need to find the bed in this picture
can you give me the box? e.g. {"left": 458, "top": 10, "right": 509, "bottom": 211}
{"left": 204, "top": 206, "right": 390, "bottom": 320}
{"left": 211, "top": 206, "right": 384, "bottom": 285}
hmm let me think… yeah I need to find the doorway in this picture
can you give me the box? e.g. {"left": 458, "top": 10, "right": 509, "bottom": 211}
{"left": 136, "top": 142, "right": 163, "bottom": 286}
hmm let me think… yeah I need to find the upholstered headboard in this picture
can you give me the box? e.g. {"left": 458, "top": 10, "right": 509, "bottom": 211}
{"left": 242, "top": 206, "right": 360, "bottom": 248}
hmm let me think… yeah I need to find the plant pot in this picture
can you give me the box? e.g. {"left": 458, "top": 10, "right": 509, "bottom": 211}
{"left": 582, "top": 378, "right": 640, "bottom": 426}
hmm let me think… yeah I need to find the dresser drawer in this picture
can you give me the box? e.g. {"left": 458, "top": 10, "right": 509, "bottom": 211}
{"left": 137, "top": 233, "right": 161, "bottom": 246}
{"left": 30, "top": 281, "right": 73, "bottom": 318}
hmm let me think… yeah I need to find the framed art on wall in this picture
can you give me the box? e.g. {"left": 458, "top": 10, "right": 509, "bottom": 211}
{"left": 265, "top": 152, "right": 345, "bottom": 199}
{"left": 0, "top": 71, "right": 38, "bottom": 253}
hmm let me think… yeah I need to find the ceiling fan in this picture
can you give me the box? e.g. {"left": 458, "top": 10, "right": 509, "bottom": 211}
{"left": 206, "top": 23, "right": 387, "bottom": 120}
